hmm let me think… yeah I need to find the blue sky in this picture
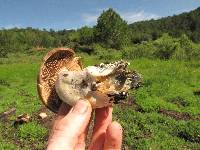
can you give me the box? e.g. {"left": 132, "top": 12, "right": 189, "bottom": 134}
{"left": 0, "top": 0, "right": 200, "bottom": 30}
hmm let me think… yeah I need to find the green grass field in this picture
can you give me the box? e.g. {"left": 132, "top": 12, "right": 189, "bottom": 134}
{"left": 0, "top": 52, "right": 200, "bottom": 149}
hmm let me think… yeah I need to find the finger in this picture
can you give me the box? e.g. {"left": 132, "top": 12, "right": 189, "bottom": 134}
{"left": 103, "top": 121, "right": 123, "bottom": 150}
{"left": 75, "top": 110, "right": 94, "bottom": 150}
{"left": 47, "top": 100, "right": 92, "bottom": 150}
{"left": 88, "top": 107, "right": 113, "bottom": 150}
{"left": 48, "top": 102, "right": 71, "bottom": 139}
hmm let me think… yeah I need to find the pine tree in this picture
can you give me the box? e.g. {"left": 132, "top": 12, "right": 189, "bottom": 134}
{"left": 95, "top": 8, "right": 130, "bottom": 49}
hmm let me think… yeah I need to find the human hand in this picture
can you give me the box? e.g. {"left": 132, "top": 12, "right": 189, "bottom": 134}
{"left": 47, "top": 100, "right": 122, "bottom": 150}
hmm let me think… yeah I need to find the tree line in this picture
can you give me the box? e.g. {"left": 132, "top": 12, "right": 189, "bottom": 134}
{"left": 1, "top": 7, "right": 200, "bottom": 59}
{"left": 129, "top": 7, "right": 200, "bottom": 43}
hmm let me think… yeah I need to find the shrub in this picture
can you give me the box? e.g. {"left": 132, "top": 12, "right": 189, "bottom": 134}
{"left": 121, "top": 46, "right": 137, "bottom": 59}
{"left": 92, "top": 43, "right": 121, "bottom": 61}
{"left": 0, "top": 47, "right": 9, "bottom": 58}
{"left": 172, "top": 47, "right": 187, "bottom": 60}
{"left": 153, "top": 34, "right": 179, "bottom": 59}
{"left": 122, "top": 42, "right": 156, "bottom": 59}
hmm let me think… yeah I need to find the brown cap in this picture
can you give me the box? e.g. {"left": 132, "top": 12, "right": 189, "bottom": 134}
{"left": 37, "top": 48, "right": 82, "bottom": 113}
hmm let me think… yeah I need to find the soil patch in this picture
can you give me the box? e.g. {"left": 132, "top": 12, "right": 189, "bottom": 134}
{"left": 32, "top": 106, "right": 56, "bottom": 129}
{"left": 0, "top": 105, "right": 53, "bottom": 149}
{"left": 0, "top": 79, "right": 10, "bottom": 87}
{"left": 159, "top": 108, "right": 200, "bottom": 121}
{"left": 170, "top": 97, "right": 189, "bottom": 107}
{"left": 0, "top": 107, "right": 16, "bottom": 121}
{"left": 193, "top": 90, "right": 200, "bottom": 96}
{"left": 177, "top": 131, "right": 200, "bottom": 143}
{"left": 120, "top": 96, "right": 144, "bottom": 112}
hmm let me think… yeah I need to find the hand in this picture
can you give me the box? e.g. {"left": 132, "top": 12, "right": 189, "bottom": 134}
{"left": 47, "top": 100, "right": 122, "bottom": 150}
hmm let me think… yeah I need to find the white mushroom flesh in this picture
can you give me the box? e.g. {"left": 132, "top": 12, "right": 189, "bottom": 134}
{"left": 55, "top": 60, "right": 141, "bottom": 108}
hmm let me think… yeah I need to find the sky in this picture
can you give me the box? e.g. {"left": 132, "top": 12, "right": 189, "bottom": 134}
{"left": 0, "top": 0, "right": 200, "bottom": 30}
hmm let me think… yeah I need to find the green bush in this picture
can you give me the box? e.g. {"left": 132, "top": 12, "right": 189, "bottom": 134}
{"left": 135, "top": 42, "right": 156, "bottom": 59}
{"left": 172, "top": 47, "right": 187, "bottom": 60}
{"left": 122, "top": 42, "right": 156, "bottom": 59}
{"left": 0, "top": 47, "right": 8, "bottom": 58}
{"left": 92, "top": 43, "right": 121, "bottom": 61}
{"left": 121, "top": 33, "right": 200, "bottom": 61}
{"left": 153, "top": 34, "right": 179, "bottom": 59}
{"left": 121, "top": 46, "right": 137, "bottom": 59}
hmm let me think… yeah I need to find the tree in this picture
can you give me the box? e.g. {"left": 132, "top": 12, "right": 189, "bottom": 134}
{"left": 94, "top": 8, "right": 130, "bottom": 49}
{"left": 77, "top": 26, "right": 94, "bottom": 45}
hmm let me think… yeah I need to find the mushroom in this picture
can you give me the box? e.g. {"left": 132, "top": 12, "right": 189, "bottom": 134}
{"left": 37, "top": 48, "right": 141, "bottom": 113}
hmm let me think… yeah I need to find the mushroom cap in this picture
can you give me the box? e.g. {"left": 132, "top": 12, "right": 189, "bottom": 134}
{"left": 37, "top": 48, "right": 82, "bottom": 113}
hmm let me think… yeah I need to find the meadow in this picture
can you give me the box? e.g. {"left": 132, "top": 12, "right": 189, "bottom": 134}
{"left": 0, "top": 50, "right": 200, "bottom": 149}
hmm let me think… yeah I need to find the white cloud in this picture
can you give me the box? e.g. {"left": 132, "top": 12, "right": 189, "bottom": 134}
{"left": 1, "top": 24, "right": 22, "bottom": 29}
{"left": 82, "top": 13, "right": 99, "bottom": 25}
{"left": 121, "top": 11, "right": 160, "bottom": 23}
{"left": 82, "top": 9, "right": 160, "bottom": 26}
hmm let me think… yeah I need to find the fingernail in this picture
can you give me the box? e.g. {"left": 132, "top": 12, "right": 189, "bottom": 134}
{"left": 72, "top": 100, "right": 89, "bottom": 114}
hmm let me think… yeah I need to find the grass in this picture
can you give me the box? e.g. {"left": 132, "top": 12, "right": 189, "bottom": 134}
{"left": 0, "top": 51, "right": 200, "bottom": 149}
{"left": 0, "top": 141, "right": 20, "bottom": 150}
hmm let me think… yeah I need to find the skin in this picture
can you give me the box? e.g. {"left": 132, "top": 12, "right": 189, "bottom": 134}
{"left": 47, "top": 100, "right": 122, "bottom": 150}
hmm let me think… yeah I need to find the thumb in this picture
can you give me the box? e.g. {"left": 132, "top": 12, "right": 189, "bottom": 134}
{"left": 62, "top": 100, "right": 92, "bottom": 136}
{"left": 47, "top": 100, "right": 92, "bottom": 150}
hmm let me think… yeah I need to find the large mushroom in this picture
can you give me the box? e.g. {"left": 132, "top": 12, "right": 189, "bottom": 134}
{"left": 37, "top": 48, "right": 141, "bottom": 113}
{"left": 37, "top": 48, "right": 82, "bottom": 113}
